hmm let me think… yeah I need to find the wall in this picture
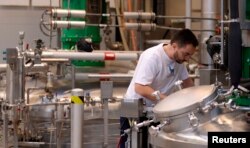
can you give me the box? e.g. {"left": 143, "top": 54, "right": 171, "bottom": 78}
{"left": 0, "top": 7, "right": 58, "bottom": 51}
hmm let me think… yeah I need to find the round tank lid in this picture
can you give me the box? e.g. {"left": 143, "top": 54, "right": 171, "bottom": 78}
{"left": 153, "top": 85, "right": 216, "bottom": 118}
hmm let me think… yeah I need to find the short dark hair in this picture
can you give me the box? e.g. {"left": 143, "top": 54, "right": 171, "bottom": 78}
{"left": 170, "top": 29, "right": 199, "bottom": 48}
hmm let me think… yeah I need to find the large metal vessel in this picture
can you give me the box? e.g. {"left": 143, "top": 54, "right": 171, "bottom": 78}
{"left": 149, "top": 85, "right": 250, "bottom": 148}
{"left": 25, "top": 78, "right": 127, "bottom": 148}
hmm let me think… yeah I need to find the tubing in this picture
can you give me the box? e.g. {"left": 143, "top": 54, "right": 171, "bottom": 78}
{"left": 123, "top": 12, "right": 155, "bottom": 21}
{"left": 51, "top": 9, "right": 86, "bottom": 18}
{"left": 26, "top": 51, "right": 140, "bottom": 61}
{"left": 125, "top": 23, "right": 156, "bottom": 31}
{"left": 51, "top": 20, "right": 86, "bottom": 29}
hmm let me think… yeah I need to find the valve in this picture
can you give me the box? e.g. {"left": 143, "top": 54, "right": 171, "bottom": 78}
{"left": 149, "top": 120, "right": 170, "bottom": 137}
{"left": 134, "top": 119, "right": 154, "bottom": 132}
{"left": 188, "top": 112, "right": 199, "bottom": 128}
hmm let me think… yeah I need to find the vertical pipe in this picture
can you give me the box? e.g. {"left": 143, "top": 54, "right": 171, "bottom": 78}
{"left": 56, "top": 104, "right": 64, "bottom": 148}
{"left": 185, "top": 0, "right": 192, "bottom": 29}
{"left": 71, "top": 65, "right": 75, "bottom": 89}
{"left": 17, "top": 57, "right": 25, "bottom": 103}
{"left": 220, "top": 0, "right": 224, "bottom": 65}
{"left": 6, "top": 64, "right": 17, "bottom": 105}
{"left": 100, "top": 81, "right": 113, "bottom": 148}
{"left": 2, "top": 111, "right": 8, "bottom": 148}
{"left": 71, "top": 88, "right": 84, "bottom": 148}
{"left": 103, "top": 98, "right": 108, "bottom": 148}
{"left": 6, "top": 64, "right": 19, "bottom": 148}
{"left": 200, "top": 0, "right": 217, "bottom": 66}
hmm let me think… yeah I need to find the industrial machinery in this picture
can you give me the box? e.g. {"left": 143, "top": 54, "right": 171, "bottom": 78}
{"left": 0, "top": 0, "right": 250, "bottom": 148}
{"left": 120, "top": 0, "right": 250, "bottom": 148}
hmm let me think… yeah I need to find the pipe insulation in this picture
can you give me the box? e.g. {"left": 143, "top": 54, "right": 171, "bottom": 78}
{"left": 125, "top": 23, "right": 156, "bottom": 31}
{"left": 26, "top": 51, "right": 140, "bottom": 61}
{"left": 50, "top": 9, "right": 86, "bottom": 18}
{"left": 123, "top": 12, "right": 155, "bottom": 20}
{"left": 51, "top": 20, "right": 86, "bottom": 29}
{"left": 228, "top": 0, "right": 242, "bottom": 88}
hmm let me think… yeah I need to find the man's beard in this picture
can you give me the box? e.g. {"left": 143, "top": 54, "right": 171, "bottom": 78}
{"left": 173, "top": 52, "right": 184, "bottom": 64}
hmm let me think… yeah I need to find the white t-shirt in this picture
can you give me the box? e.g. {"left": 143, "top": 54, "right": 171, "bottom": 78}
{"left": 125, "top": 43, "right": 189, "bottom": 106}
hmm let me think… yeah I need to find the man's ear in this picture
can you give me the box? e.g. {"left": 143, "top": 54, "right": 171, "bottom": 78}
{"left": 172, "top": 42, "right": 178, "bottom": 50}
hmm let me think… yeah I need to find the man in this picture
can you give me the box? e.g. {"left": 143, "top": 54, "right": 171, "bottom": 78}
{"left": 120, "top": 29, "right": 199, "bottom": 148}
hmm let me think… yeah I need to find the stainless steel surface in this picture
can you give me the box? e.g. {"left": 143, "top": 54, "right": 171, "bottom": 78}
{"left": 22, "top": 81, "right": 125, "bottom": 148}
{"left": 17, "top": 56, "right": 25, "bottom": 102}
{"left": 71, "top": 66, "right": 75, "bottom": 89}
{"left": 2, "top": 112, "right": 8, "bottom": 148}
{"left": 199, "top": 68, "right": 230, "bottom": 86}
{"left": 220, "top": 0, "right": 224, "bottom": 65}
{"left": 100, "top": 81, "right": 113, "bottom": 148}
{"left": 153, "top": 85, "right": 217, "bottom": 118}
{"left": 149, "top": 110, "right": 250, "bottom": 148}
{"left": 200, "top": 0, "right": 217, "bottom": 65}
{"left": 120, "top": 98, "right": 144, "bottom": 118}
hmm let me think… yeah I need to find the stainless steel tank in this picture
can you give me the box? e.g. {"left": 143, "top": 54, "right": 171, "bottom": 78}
{"left": 149, "top": 85, "right": 250, "bottom": 148}
{"left": 26, "top": 79, "right": 128, "bottom": 148}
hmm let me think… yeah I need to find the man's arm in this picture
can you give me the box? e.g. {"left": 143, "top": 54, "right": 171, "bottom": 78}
{"left": 182, "top": 77, "right": 194, "bottom": 88}
{"left": 135, "top": 83, "right": 166, "bottom": 102}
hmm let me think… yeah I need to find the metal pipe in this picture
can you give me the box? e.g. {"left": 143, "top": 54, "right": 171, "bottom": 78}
{"left": 26, "top": 51, "right": 140, "bottom": 61}
{"left": 200, "top": 0, "right": 217, "bottom": 66}
{"left": 156, "top": 25, "right": 182, "bottom": 31}
{"left": 88, "top": 73, "right": 133, "bottom": 78}
{"left": 103, "top": 98, "right": 109, "bottom": 148}
{"left": 26, "top": 63, "right": 49, "bottom": 73}
{"left": 51, "top": 9, "right": 86, "bottom": 18}
{"left": 236, "top": 106, "right": 250, "bottom": 111}
{"left": 41, "top": 58, "right": 69, "bottom": 62}
{"left": 2, "top": 111, "right": 8, "bottom": 148}
{"left": 185, "top": 0, "right": 192, "bottom": 29}
{"left": 51, "top": 20, "right": 86, "bottom": 29}
{"left": 0, "top": 63, "right": 49, "bottom": 73}
{"left": 123, "top": 12, "right": 155, "bottom": 20}
{"left": 18, "top": 142, "right": 45, "bottom": 147}
{"left": 100, "top": 81, "right": 113, "bottom": 148}
{"left": 17, "top": 57, "right": 25, "bottom": 103}
{"left": 155, "top": 15, "right": 217, "bottom": 21}
{"left": 71, "top": 89, "right": 84, "bottom": 148}
{"left": 56, "top": 104, "right": 64, "bottom": 148}
{"left": 46, "top": 72, "right": 54, "bottom": 90}
{"left": 65, "top": 73, "right": 133, "bottom": 81}
{"left": 25, "top": 102, "right": 70, "bottom": 107}
{"left": 6, "top": 64, "right": 17, "bottom": 104}
{"left": 125, "top": 23, "right": 156, "bottom": 31}
{"left": 220, "top": 0, "right": 224, "bottom": 65}
{"left": 0, "top": 64, "right": 7, "bottom": 72}
{"left": 145, "top": 39, "right": 170, "bottom": 45}
{"left": 71, "top": 65, "right": 75, "bottom": 89}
